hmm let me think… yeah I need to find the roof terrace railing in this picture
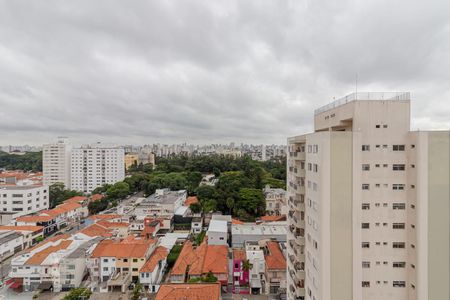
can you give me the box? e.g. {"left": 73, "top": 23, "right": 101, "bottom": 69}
{"left": 314, "top": 92, "right": 410, "bottom": 115}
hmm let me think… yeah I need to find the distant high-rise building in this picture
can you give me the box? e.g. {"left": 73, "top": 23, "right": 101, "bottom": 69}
{"left": 70, "top": 143, "right": 125, "bottom": 193}
{"left": 42, "top": 137, "right": 71, "bottom": 188}
{"left": 286, "top": 92, "right": 450, "bottom": 300}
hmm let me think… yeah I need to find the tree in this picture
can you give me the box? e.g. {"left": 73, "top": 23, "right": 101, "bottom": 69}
{"left": 238, "top": 188, "right": 265, "bottom": 217}
{"left": 131, "top": 283, "right": 143, "bottom": 300}
{"left": 242, "top": 259, "right": 253, "bottom": 272}
{"left": 49, "top": 183, "right": 83, "bottom": 208}
{"left": 226, "top": 197, "right": 235, "bottom": 215}
{"left": 202, "top": 199, "right": 217, "bottom": 213}
{"left": 62, "top": 288, "right": 92, "bottom": 300}
{"left": 190, "top": 202, "right": 202, "bottom": 213}
{"left": 202, "top": 271, "right": 218, "bottom": 282}
{"left": 106, "top": 182, "right": 130, "bottom": 199}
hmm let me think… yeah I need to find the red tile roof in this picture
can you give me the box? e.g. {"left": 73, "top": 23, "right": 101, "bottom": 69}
{"left": 16, "top": 215, "right": 54, "bottom": 223}
{"left": 156, "top": 283, "right": 221, "bottom": 300}
{"left": 232, "top": 219, "right": 244, "bottom": 225}
{"left": 184, "top": 196, "right": 199, "bottom": 206}
{"left": 265, "top": 241, "right": 286, "bottom": 270}
{"left": 96, "top": 220, "right": 129, "bottom": 228}
{"left": 88, "top": 214, "right": 122, "bottom": 221}
{"left": 90, "top": 194, "right": 105, "bottom": 202}
{"left": 79, "top": 224, "right": 112, "bottom": 237}
{"left": 260, "top": 215, "right": 286, "bottom": 222}
{"left": 25, "top": 240, "right": 72, "bottom": 265}
{"left": 170, "top": 240, "right": 228, "bottom": 277}
{"left": 64, "top": 196, "right": 87, "bottom": 204}
{"left": 233, "top": 249, "right": 246, "bottom": 261}
{"left": 91, "top": 238, "right": 155, "bottom": 258}
{"left": 140, "top": 246, "right": 168, "bottom": 273}
{"left": 0, "top": 225, "right": 43, "bottom": 233}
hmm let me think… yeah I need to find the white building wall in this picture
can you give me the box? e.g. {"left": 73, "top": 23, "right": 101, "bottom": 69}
{"left": 0, "top": 185, "right": 49, "bottom": 217}
{"left": 43, "top": 138, "right": 71, "bottom": 188}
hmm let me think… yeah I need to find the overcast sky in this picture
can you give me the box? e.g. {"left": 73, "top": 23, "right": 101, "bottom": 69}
{"left": 0, "top": 0, "right": 449, "bottom": 146}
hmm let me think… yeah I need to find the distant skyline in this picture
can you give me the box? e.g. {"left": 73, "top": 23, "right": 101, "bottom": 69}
{"left": 1, "top": 1, "right": 450, "bottom": 145}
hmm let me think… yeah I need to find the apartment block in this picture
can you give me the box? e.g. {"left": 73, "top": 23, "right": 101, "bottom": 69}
{"left": 70, "top": 144, "right": 125, "bottom": 193}
{"left": 286, "top": 92, "right": 450, "bottom": 300}
{"left": 42, "top": 137, "right": 71, "bottom": 188}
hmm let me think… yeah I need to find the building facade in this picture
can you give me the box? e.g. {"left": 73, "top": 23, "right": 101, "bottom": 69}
{"left": 0, "top": 185, "right": 49, "bottom": 218}
{"left": 286, "top": 92, "right": 450, "bottom": 300}
{"left": 264, "top": 185, "right": 287, "bottom": 216}
{"left": 42, "top": 137, "right": 71, "bottom": 188}
{"left": 70, "top": 144, "right": 125, "bottom": 193}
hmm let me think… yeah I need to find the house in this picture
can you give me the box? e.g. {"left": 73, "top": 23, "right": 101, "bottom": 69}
{"left": 141, "top": 218, "right": 161, "bottom": 239}
{"left": 264, "top": 241, "right": 286, "bottom": 294}
{"left": 90, "top": 194, "right": 105, "bottom": 202}
{"left": 263, "top": 185, "right": 287, "bottom": 216}
{"left": 88, "top": 237, "right": 156, "bottom": 292}
{"left": 0, "top": 225, "right": 44, "bottom": 249}
{"left": 207, "top": 219, "right": 227, "bottom": 245}
{"left": 63, "top": 196, "right": 87, "bottom": 205}
{"left": 184, "top": 196, "right": 199, "bottom": 207}
{"left": 156, "top": 283, "right": 221, "bottom": 300}
{"left": 134, "top": 189, "right": 186, "bottom": 218}
{"left": 0, "top": 231, "right": 23, "bottom": 261}
{"left": 15, "top": 215, "right": 57, "bottom": 236}
{"left": 95, "top": 221, "right": 129, "bottom": 238}
{"left": 9, "top": 234, "right": 100, "bottom": 292}
{"left": 245, "top": 242, "right": 266, "bottom": 295}
{"left": 232, "top": 249, "right": 250, "bottom": 294}
{"left": 170, "top": 240, "right": 228, "bottom": 289}
{"left": 191, "top": 214, "right": 203, "bottom": 234}
{"left": 139, "top": 246, "right": 168, "bottom": 293}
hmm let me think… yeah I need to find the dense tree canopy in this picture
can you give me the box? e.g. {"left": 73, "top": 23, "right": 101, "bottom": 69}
{"left": 49, "top": 183, "right": 83, "bottom": 208}
{"left": 0, "top": 151, "right": 42, "bottom": 171}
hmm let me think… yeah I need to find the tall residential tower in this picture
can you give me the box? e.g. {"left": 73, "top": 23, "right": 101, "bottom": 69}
{"left": 286, "top": 92, "right": 449, "bottom": 300}
{"left": 42, "top": 137, "right": 71, "bottom": 188}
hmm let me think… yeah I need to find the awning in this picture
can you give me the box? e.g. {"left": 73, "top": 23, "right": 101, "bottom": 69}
{"left": 7, "top": 278, "right": 23, "bottom": 289}
{"left": 250, "top": 278, "right": 262, "bottom": 288}
{"left": 38, "top": 282, "right": 53, "bottom": 290}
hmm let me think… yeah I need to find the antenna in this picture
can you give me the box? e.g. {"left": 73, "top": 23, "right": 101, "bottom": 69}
{"left": 355, "top": 73, "right": 358, "bottom": 99}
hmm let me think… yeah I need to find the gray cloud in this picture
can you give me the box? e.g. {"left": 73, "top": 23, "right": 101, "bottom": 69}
{"left": 0, "top": 0, "right": 449, "bottom": 146}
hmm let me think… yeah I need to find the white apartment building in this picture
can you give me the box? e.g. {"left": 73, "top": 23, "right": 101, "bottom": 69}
{"left": 70, "top": 144, "right": 125, "bottom": 193}
{"left": 286, "top": 92, "right": 450, "bottom": 300}
{"left": 43, "top": 137, "right": 71, "bottom": 188}
{"left": 0, "top": 185, "right": 49, "bottom": 218}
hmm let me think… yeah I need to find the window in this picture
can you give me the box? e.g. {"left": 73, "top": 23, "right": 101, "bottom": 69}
{"left": 393, "top": 203, "right": 405, "bottom": 210}
{"left": 133, "top": 259, "right": 138, "bottom": 263}
{"left": 362, "top": 281, "right": 370, "bottom": 287}
{"left": 313, "top": 164, "right": 318, "bottom": 172}
{"left": 362, "top": 223, "right": 370, "bottom": 229}
{"left": 393, "top": 223, "right": 405, "bottom": 229}
{"left": 362, "top": 242, "right": 370, "bottom": 248}
{"left": 393, "top": 164, "right": 405, "bottom": 171}
{"left": 393, "top": 281, "right": 406, "bottom": 287}
{"left": 376, "top": 125, "right": 381, "bottom": 128}
{"left": 393, "top": 145, "right": 405, "bottom": 151}
{"left": 362, "top": 261, "right": 370, "bottom": 268}
{"left": 393, "top": 262, "right": 406, "bottom": 268}
{"left": 362, "top": 203, "right": 370, "bottom": 210}
{"left": 375, "top": 164, "right": 380, "bottom": 167}
{"left": 362, "top": 145, "right": 370, "bottom": 151}
{"left": 392, "top": 242, "right": 405, "bottom": 248}
{"left": 362, "top": 164, "right": 370, "bottom": 171}
{"left": 392, "top": 184, "right": 405, "bottom": 190}
{"left": 383, "top": 124, "right": 388, "bottom": 128}
{"left": 362, "top": 184, "right": 370, "bottom": 190}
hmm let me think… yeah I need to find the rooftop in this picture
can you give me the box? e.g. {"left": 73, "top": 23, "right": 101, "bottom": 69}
{"left": 0, "top": 231, "right": 22, "bottom": 244}
{"left": 314, "top": 92, "right": 411, "bottom": 115}
{"left": 91, "top": 237, "right": 154, "bottom": 258}
{"left": 232, "top": 223, "right": 287, "bottom": 235}
{"left": 144, "top": 189, "right": 186, "bottom": 205}
{"left": 140, "top": 246, "right": 168, "bottom": 273}
{"left": 156, "top": 283, "right": 221, "bottom": 300}
{"left": 208, "top": 219, "right": 227, "bottom": 233}
{"left": 265, "top": 241, "right": 286, "bottom": 270}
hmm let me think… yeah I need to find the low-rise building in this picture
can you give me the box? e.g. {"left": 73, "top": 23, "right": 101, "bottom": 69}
{"left": 0, "top": 225, "right": 44, "bottom": 249}
{"left": 15, "top": 215, "right": 57, "bottom": 236}
{"left": 264, "top": 241, "right": 286, "bottom": 294}
{"left": 9, "top": 234, "right": 101, "bottom": 292}
{"left": 139, "top": 246, "right": 168, "bottom": 293}
{"left": 0, "top": 231, "right": 23, "bottom": 261}
{"left": 0, "top": 185, "right": 49, "bottom": 218}
{"left": 263, "top": 185, "right": 287, "bottom": 216}
{"left": 156, "top": 283, "right": 221, "bottom": 300}
{"left": 170, "top": 240, "right": 228, "bottom": 288}
{"left": 87, "top": 236, "right": 156, "bottom": 292}
{"left": 231, "top": 222, "right": 287, "bottom": 247}
{"left": 207, "top": 219, "right": 228, "bottom": 246}
{"left": 135, "top": 189, "right": 186, "bottom": 218}
{"left": 245, "top": 243, "right": 266, "bottom": 295}
{"left": 232, "top": 249, "right": 250, "bottom": 294}
{"left": 191, "top": 214, "right": 203, "bottom": 234}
